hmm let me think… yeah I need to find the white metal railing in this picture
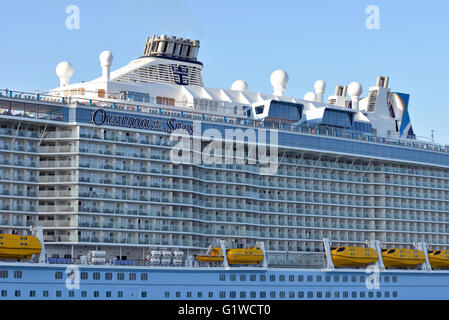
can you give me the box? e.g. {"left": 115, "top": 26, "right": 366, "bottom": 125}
{"left": 0, "top": 88, "right": 448, "bottom": 155}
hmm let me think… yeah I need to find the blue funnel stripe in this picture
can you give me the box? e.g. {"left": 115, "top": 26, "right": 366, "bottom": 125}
{"left": 393, "top": 92, "right": 411, "bottom": 137}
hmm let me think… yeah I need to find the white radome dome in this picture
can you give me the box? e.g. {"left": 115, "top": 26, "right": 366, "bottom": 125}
{"left": 303, "top": 92, "right": 317, "bottom": 101}
{"left": 99, "top": 50, "right": 113, "bottom": 67}
{"left": 231, "top": 80, "right": 249, "bottom": 91}
{"left": 314, "top": 80, "right": 326, "bottom": 93}
{"left": 347, "top": 81, "right": 363, "bottom": 97}
{"left": 56, "top": 61, "right": 74, "bottom": 78}
{"left": 270, "top": 69, "right": 289, "bottom": 88}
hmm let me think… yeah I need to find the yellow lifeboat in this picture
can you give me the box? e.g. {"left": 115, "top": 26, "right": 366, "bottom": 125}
{"left": 428, "top": 250, "right": 449, "bottom": 269}
{"left": 0, "top": 234, "right": 42, "bottom": 260}
{"left": 381, "top": 248, "right": 425, "bottom": 268}
{"left": 195, "top": 247, "right": 224, "bottom": 263}
{"left": 195, "top": 246, "right": 264, "bottom": 265}
{"left": 330, "top": 246, "right": 378, "bottom": 267}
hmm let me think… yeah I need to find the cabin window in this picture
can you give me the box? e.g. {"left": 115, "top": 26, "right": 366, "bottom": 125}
{"left": 307, "top": 292, "right": 313, "bottom": 299}
{"left": 270, "top": 291, "right": 276, "bottom": 298}
{"left": 240, "top": 274, "right": 246, "bottom": 281}
{"left": 219, "top": 274, "right": 225, "bottom": 281}
{"left": 105, "top": 272, "right": 112, "bottom": 280}
{"left": 118, "top": 291, "right": 124, "bottom": 298}
{"left": 337, "top": 247, "right": 345, "bottom": 252}
{"left": 240, "top": 291, "right": 246, "bottom": 298}
{"left": 141, "top": 291, "right": 147, "bottom": 298}
{"left": 1, "top": 290, "right": 6, "bottom": 297}
{"left": 14, "top": 271, "right": 22, "bottom": 279}
{"left": 94, "top": 291, "right": 99, "bottom": 298}
{"left": 230, "top": 291, "right": 236, "bottom": 298}
{"left": 175, "top": 292, "right": 181, "bottom": 298}
{"left": 93, "top": 272, "right": 100, "bottom": 280}
{"left": 387, "top": 249, "right": 396, "bottom": 254}
{"left": 260, "top": 275, "right": 266, "bottom": 282}
{"left": 298, "top": 291, "right": 304, "bottom": 298}
{"left": 129, "top": 273, "right": 136, "bottom": 280}
{"left": 0, "top": 270, "right": 8, "bottom": 278}
{"left": 279, "top": 275, "right": 285, "bottom": 282}
{"left": 141, "top": 273, "right": 148, "bottom": 281}
{"left": 106, "top": 291, "right": 112, "bottom": 298}
{"left": 230, "top": 274, "right": 236, "bottom": 281}
{"left": 269, "top": 275, "right": 276, "bottom": 282}
{"left": 55, "top": 272, "right": 63, "bottom": 279}
{"left": 307, "top": 275, "right": 313, "bottom": 282}
{"left": 117, "top": 273, "right": 124, "bottom": 280}
{"left": 15, "top": 290, "right": 21, "bottom": 297}
{"left": 279, "top": 291, "right": 285, "bottom": 298}
{"left": 219, "top": 291, "right": 225, "bottom": 298}
{"left": 289, "top": 275, "right": 294, "bottom": 282}
{"left": 80, "top": 272, "right": 88, "bottom": 280}
{"left": 255, "top": 106, "right": 264, "bottom": 115}
{"left": 209, "top": 292, "right": 214, "bottom": 298}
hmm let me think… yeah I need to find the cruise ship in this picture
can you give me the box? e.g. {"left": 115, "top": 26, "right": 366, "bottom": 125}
{"left": 1, "top": 34, "right": 449, "bottom": 301}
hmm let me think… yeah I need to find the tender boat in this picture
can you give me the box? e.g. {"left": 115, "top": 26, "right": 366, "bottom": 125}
{"left": 0, "top": 234, "right": 42, "bottom": 260}
{"left": 381, "top": 248, "right": 425, "bottom": 268}
{"left": 195, "top": 246, "right": 264, "bottom": 264}
{"left": 330, "top": 246, "right": 378, "bottom": 267}
{"left": 428, "top": 250, "right": 449, "bottom": 269}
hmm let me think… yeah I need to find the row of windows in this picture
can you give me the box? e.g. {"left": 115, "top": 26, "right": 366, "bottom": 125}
{"left": 0, "top": 270, "right": 22, "bottom": 279}
{"left": 219, "top": 274, "right": 398, "bottom": 283}
{"left": 1, "top": 289, "right": 148, "bottom": 299}
{"left": 164, "top": 290, "right": 399, "bottom": 299}
{"left": 55, "top": 271, "right": 148, "bottom": 281}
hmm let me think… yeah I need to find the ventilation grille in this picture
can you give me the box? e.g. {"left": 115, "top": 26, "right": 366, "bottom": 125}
{"left": 367, "top": 89, "right": 378, "bottom": 112}
{"left": 116, "top": 63, "right": 204, "bottom": 87}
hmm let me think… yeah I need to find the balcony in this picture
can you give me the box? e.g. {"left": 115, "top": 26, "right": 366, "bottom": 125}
{"left": 38, "top": 205, "right": 75, "bottom": 212}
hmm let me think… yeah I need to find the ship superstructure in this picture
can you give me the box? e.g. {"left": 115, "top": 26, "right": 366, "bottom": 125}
{"left": 0, "top": 34, "right": 447, "bottom": 273}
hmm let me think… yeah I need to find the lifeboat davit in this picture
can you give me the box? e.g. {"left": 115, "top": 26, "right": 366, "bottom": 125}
{"left": 330, "top": 246, "right": 378, "bottom": 267}
{"left": 428, "top": 250, "right": 449, "bottom": 269}
{"left": 195, "top": 246, "right": 264, "bottom": 264}
{"left": 381, "top": 248, "right": 425, "bottom": 268}
{"left": 0, "top": 234, "right": 42, "bottom": 260}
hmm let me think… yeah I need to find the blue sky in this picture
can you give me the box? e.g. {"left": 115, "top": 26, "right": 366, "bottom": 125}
{"left": 1, "top": 0, "right": 448, "bottom": 143}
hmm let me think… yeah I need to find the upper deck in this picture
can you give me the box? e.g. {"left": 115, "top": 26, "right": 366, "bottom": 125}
{"left": 0, "top": 88, "right": 448, "bottom": 169}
